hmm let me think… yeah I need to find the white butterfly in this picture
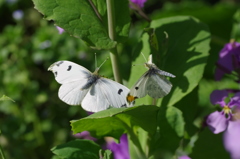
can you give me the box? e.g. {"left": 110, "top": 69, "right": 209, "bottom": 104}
{"left": 48, "top": 61, "right": 132, "bottom": 112}
{"left": 129, "top": 54, "right": 175, "bottom": 99}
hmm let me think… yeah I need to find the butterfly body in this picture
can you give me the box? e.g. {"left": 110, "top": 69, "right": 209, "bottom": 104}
{"left": 49, "top": 61, "right": 131, "bottom": 112}
{"left": 129, "top": 54, "right": 175, "bottom": 99}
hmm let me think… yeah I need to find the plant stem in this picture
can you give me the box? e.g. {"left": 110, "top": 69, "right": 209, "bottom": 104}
{"left": 121, "top": 121, "right": 147, "bottom": 159}
{"left": 0, "top": 130, "right": 6, "bottom": 159}
{"left": 152, "top": 98, "right": 157, "bottom": 105}
{"left": 106, "top": 0, "right": 122, "bottom": 83}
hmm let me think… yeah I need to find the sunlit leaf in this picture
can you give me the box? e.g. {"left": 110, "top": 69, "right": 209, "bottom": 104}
{"left": 71, "top": 106, "right": 159, "bottom": 140}
{"left": 128, "top": 16, "right": 210, "bottom": 107}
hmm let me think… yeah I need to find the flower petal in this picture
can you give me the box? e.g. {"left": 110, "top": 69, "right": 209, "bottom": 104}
{"left": 215, "top": 42, "right": 240, "bottom": 81}
{"left": 105, "top": 134, "right": 130, "bottom": 159}
{"left": 178, "top": 155, "right": 191, "bottom": 159}
{"left": 228, "top": 92, "right": 240, "bottom": 108}
{"left": 223, "top": 120, "right": 240, "bottom": 159}
{"left": 206, "top": 111, "right": 228, "bottom": 134}
{"left": 56, "top": 26, "right": 64, "bottom": 34}
{"left": 130, "top": 0, "right": 147, "bottom": 8}
{"left": 73, "top": 131, "right": 97, "bottom": 141}
{"left": 210, "top": 90, "right": 228, "bottom": 106}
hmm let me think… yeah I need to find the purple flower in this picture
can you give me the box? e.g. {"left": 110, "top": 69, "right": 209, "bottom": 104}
{"left": 56, "top": 26, "right": 64, "bottom": 34}
{"left": 130, "top": 0, "right": 147, "bottom": 8}
{"left": 215, "top": 42, "right": 240, "bottom": 81}
{"left": 105, "top": 134, "right": 129, "bottom": 159}
{"left": 224, "top": 120, "right": 240, "bottom": 159}
{"left": 12, "top": 10, "right": 24, "bottom": 20}
{"left": 178, "top": 155, "right": 191, "bottom": 159}
{"left": 73, "top": 131, "right": 97, "bottom": 141}
{"left": 206, "top": 90, "right": 240, "bottom": 134}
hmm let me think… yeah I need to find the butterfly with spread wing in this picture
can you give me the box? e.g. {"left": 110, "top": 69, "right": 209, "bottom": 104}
{"left": 48, "top": 60, "right": 133, "bottom": 112}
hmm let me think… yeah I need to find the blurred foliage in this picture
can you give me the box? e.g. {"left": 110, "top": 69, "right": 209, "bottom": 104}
{"left": 0, "top": 0, "right": 240, "bottom": 158}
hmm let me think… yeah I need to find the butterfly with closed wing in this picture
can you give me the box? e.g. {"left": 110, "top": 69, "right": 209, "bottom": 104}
{"left": 129, "top": 54, "right": 175, "bottom": 100}
{"left": 48, "top": 60, "right": 133, "bottom": 112}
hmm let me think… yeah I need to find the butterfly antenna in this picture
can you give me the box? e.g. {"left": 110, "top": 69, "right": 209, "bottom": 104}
{"left": 141, "top": 52, "right": 148, "bottom": 62}
{"left": 98, "top": 57, "right": 109, "bottom": 69}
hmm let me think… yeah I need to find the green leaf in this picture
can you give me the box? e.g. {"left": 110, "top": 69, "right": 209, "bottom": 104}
{"left": 91, "top": 0, "right": 131, "bottom": 42}
{"left": 32, "top": 0, "right": 116, "bottom": 49}
{"left": 113, "top": 0, "right": 131, "bottom": 42}
{"left": 71, "top": 106, "right": 159, "bottom": 140}
{"left": 231, "top": 9, "right": 240, "bottom": 41}
{"left": 166, "top": 106, "right": 185, "bottom": 137}
{"left": 144, "top": 28, "right": 160, "bottom": 51}
{"left": 128, "top": 16, "right": 210, "bottom": 107}
{"left": 149, "top": 106, "right": 182, "bottom": 158}
{"left": 51, "top": 139, "right": 101, "bottom": 159}
{"left": 0, "top": 95, "right": 15, "bottom": 102}
{"left": 191, "top": 129, "right": 229, "bottom": 158}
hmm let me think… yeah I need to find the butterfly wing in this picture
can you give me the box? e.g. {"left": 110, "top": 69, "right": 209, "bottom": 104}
{"left": 146, "top": 73, "right": 172, "bottom": 98}
{"left": 99, "top": 78, "right": 131, "bottom": 107}
{"left": 129, "top": 71, "right": 149, "bottom": 98}
{"left": 48, "top": 61, "right": 91, "bottom": 84}
{"left": 81, "top": 83, "right": 110, "bottom": 112}
{"left": 49, "top": 61, "right": 92, "bottom": 105}
{"left": 58, "top": 81, "right": 90, "bottom": 105}
{"left": 81, "top": 78, "right": 131, "bottom": 112}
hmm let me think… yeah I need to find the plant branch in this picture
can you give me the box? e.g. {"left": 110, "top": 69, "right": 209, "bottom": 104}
{"left": 106, "top": 0, "right": 122, "bottom": 83}
{"left": 88, "top": 0, "right": 102, "bottom": 21}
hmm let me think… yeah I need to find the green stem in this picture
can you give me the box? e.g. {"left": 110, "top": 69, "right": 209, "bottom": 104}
{"left": 106, "top": 0, "right": 122, "bottom": 83}
{"left": 117, "top": 118, "right": 147, "bottom": 159}
{"left": 152, "top": 98, "right": 157, "bottom": 105}
{"left": 0, "top": 130, "right": 6, "bottom": 159}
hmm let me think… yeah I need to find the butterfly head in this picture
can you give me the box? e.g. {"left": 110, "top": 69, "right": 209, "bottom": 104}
{"left": 145, "top": 61, "right": 157, "bottom": 70}
{"left": 93, "top": 67, "right": 100, "bottom": 75}
{"left": 126, "top": 93, "right": 137, "bottom": 105}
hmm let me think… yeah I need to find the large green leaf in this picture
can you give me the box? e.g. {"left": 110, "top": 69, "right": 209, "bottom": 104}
{"left": 149, "top": 106, "right": 183, "bottom": 158}
{"left": 32, "top": 0, "right": 116, "bottom": 49}
{"left": 128, "top": 16, "right": 210, "bottom": 107}
{"left": 71, "top": 106, "right": 159, "bottom": 140}
{"left": 51, "top": 139, "right": 101, "bottom": 159}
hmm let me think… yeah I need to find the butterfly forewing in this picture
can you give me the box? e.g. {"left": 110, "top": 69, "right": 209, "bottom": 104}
{"left": 129, "top": 72, "right": 149, "bottom": 98}
{"left": 48, "top": 61, "right": 91, "bottom": 84}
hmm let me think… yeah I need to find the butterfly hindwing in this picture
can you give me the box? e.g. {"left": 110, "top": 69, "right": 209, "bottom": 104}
{"left": 98, "top": 78, "right": 130, "bottom": 108}
{"left": 146, "top": 74, "right": 172, "bottom": 98}
{"left": 81, "top": 83, "right": 110, "bottom": 112}
{"left": 48, "top": 61, "right": 91, "bottom": 84}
